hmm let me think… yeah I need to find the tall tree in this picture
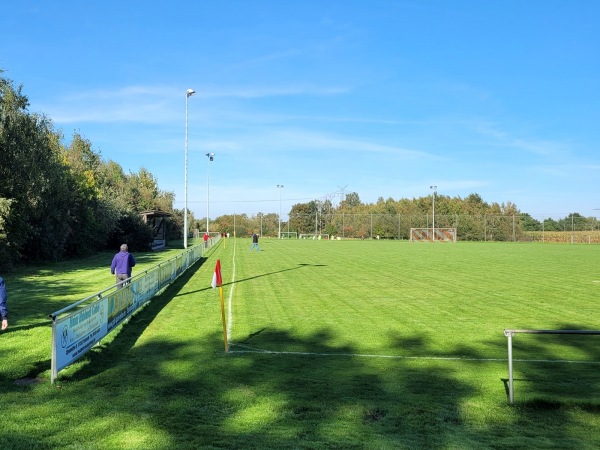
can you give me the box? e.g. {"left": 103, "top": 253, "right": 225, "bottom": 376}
{"left": 0, "top": 73, "right": 73, "bottom": 260}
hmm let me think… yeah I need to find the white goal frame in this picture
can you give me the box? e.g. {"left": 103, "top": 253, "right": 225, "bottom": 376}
{"left": 410, "top": 227, "right": 456, "bottom": 242}
{"left": 299, "top": 234, "right": 330, "bottom": 240}
{"left": 279, "top": 231, "right": 298, "bottom": 239}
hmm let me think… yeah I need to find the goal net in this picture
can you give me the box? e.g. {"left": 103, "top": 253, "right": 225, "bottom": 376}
{"left": 279, "top": 232, "right": 298, "bottom": 239}
{"left": 299, "top": 234, "right": 330, "bottom": 240}
{"left": 410, "top": 228, "right": 456, "bottom": 242}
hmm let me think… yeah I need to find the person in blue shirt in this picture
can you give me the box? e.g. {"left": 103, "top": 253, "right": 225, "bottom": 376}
{"left": 110, "top": 244, "right": 136, "bottom": 288}
{"left": 0, "top": 276, "right": 8, "bottom": 330}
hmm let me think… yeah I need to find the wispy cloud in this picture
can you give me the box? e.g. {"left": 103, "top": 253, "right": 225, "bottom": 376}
{"left": 40, "top": 85, "right": 178, "bottom": 124}
{"left": 214, "top": 128, "right": 438, "bottom": 159}
{"left": 40, "top": 82, "right": 351, "bottom": 124}
{"left": 472, "top": 120, "right": 566, "bottom": 156}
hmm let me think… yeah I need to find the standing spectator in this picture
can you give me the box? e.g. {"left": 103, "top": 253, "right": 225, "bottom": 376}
{"left": 110, "top": 244, "right": 136, "bottom": 288}
{"left": 0, "top": 275, "right": 7, "bottom": 330}
{"left": 203, "top": 232, "right": 209, "bottom": 248}
{"left": 250, "top": 232, "right": 260, "bottom": 252}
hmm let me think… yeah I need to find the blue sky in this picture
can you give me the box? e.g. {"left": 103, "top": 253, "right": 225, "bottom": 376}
{"left": 2, "top": 1, "right": 599, "bottom": 220}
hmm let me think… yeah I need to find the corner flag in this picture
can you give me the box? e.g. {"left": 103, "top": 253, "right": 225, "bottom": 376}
{"left": 211, "top": 259, "right": 222, "bottom": 289}
{"left": 212, "top": 258, "right": 228, "bottom": 352}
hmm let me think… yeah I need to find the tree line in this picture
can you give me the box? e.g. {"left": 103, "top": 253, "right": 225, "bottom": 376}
{"left": 0, "top": 72, "right": 186, "bottom": 269}
{"left": 208, "top": 193, "right": 599, "bottom": 241}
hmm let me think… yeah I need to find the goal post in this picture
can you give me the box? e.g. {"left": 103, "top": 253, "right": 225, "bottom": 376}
{"left": 504, "top": 329, "right": 600, "bottom": 404}
{"left": 299, "top": 234, "right": 330, "bottom": 240}
{"left": 410, "top": 227, "right": 456, "bottom": 242}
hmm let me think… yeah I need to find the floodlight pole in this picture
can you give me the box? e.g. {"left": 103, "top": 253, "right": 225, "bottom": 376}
{"left": 184, "top": 88, "right": 196, "bottom": 249}
{"left": 206, "top": 153, "right": 215, "bottom": 234}
{"left": 277, "top": 184, "right": 284, "bottom": 238}
{"left": 430, "top": 185, "right": 437, "bottom": 242}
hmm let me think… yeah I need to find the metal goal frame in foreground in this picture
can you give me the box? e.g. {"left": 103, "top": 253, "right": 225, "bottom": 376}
{"left": 504, "top": 328, "right": 600, "bottom": 404}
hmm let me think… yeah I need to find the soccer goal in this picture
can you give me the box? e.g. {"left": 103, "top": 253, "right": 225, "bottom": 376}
{"left": 299, "top": 234, "right": 330, "bottom": 240}
{"left": 279, "top": 231, "right": 298, "bottom": 239}
{"left": 410, "top": 227, "right": 456, "bottom": 242}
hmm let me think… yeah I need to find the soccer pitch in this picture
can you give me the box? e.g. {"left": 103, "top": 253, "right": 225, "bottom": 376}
{"left": 225, "top": 239, "right": 599, "bottom": 361}
{"left": 2, "top": 239, "right": 600, "bottom": 448}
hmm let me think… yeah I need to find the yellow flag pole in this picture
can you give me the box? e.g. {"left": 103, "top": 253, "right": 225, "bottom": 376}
{"left": 219, "top": 286, "right": 228, "bottom": 352}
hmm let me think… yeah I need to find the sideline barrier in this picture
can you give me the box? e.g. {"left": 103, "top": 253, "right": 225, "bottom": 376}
{"left": 49, "top": 238, "right": 219, "bottom": 383}
{"left": 504, "top": 328, "right": 600, "bottom": 404}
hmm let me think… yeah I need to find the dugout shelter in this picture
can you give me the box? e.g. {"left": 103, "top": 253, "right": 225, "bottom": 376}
{"left": 140, "top": 210, "right": 172, "bottom": 250}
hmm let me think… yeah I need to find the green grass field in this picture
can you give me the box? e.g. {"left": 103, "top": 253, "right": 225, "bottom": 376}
{"left": 1, "top": 239, "right": 600, "bottom": 449}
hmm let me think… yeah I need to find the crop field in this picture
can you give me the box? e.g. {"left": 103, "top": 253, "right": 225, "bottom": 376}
{"left": 1, "top": 239, "right": 600, "bottom": 449}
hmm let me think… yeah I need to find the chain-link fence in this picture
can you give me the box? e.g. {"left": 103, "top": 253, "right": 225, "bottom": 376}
{"left": 325, "top": 213, "right": 600, "bottom": 243}
{"left": 217, "top": 213, "right": 600, "bottom": 243}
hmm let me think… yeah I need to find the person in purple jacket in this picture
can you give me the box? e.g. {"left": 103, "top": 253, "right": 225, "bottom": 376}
{"left": 0, "top": 276, "right": 8, "bottom": 330}
{"left": 110, "top": 244, "right": 136, "bottom": 288}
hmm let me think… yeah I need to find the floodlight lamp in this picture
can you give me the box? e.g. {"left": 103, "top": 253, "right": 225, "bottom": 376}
{"left": 206, "top": 152, "right": 214, "bottom": 161}
{"left": 186, "top": 89, "right": 196, "bottom": 97}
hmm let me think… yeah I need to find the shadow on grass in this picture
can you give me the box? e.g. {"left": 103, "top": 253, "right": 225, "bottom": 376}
{"left": 42, "top": 292, "right": 600, "bottom": 446}
{"left": 181, "top": 263, "right": 328, "bottom": 297}
{"left": 58, "top": 327, "right": 479, "bottom": 448}
{"left": 5, "top": 312, "right": 600, "bottom": 447}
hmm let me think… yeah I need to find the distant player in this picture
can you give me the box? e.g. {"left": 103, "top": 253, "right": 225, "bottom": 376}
{"left": 250, "top": 233, "right": 260, "bottom": 252}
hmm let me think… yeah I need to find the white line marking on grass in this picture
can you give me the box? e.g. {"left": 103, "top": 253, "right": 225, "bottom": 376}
{"left": 228, "top": 344, "right": 600, "bottom": 365}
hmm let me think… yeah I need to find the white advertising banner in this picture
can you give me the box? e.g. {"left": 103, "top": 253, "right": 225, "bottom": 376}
{"left": 54, "top": 298, "right": 108, "bottom": 372}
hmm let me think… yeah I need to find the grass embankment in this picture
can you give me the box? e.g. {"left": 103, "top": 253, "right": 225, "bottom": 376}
{"left": 1, "top": 239, "right": 600, "bottom": 448}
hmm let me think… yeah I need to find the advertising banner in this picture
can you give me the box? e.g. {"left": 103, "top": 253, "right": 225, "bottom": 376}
{"left": 54, "top": 298, "right": 108, "bottom": 372}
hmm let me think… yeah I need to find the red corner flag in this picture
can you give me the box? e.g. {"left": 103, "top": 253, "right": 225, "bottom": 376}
{"left": 211, "top": 259, "right": 222, "bottom": 289}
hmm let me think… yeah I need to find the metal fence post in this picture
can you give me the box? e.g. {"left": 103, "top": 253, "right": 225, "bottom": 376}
{"left": 505, "top": 330, "right": 515, "bottom": 404}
